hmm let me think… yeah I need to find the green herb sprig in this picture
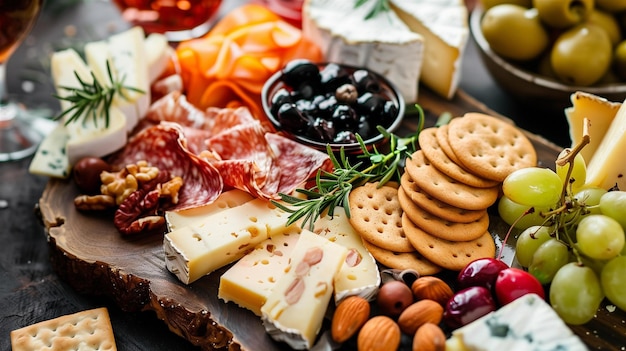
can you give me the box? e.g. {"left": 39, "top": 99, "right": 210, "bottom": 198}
{"left": 53, "top": 61, "right": 143, "bottom": 128}
{"left": 354, "top": 0, "right": 391, "bottom": 19}
{"left": 273, "top": 104, "right": 426, "bottom": 230}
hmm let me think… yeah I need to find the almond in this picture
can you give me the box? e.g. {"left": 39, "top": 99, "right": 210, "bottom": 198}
{"left": 413, "top": 322, "right": 446, "bottom": 351}
{"left": 397, "top": 299, "right": 444, "bottom": 335}
{"left": 357, "top": 315, "right": 401, "bottom": 351}
{"left": 411, "top": 276, "right": 454, "bottom": 306}
{"left": 331, "top": 296, "right": 371, "bottom": 343}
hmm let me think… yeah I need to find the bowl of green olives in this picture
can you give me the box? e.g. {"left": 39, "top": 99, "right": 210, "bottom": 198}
{"left": 262, "top": 59, "right": 405, "bottom": 154}
{"left": 471, "top": 0, "right": 626, "bottom": 111}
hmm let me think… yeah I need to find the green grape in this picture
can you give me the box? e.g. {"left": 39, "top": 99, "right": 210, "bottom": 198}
{"left": 502, "top": 167, "right": 563, "bottom": 207}
{"left": 555, "top": 148, "right": 586, "bottom": 192}
{"left": 576, "top": 214, "right": 625, "bottom": 260}
{"left": 498, "top": 195, "right": 550, "bottom": 229}
{"left": 550, "top": 262, "right": 604, "bottom": 325}
{"left": 601, "top": 256, "right": 626, "bottom": 311}
{"left": 573, "top": 186, "right": 607, "bottom": 215}
{"left": 515, "top": 225, "right": 552, "bottom": 267}
{"left": 599, "top": 191, "right": 626, "bottom": 230}
{"left": 529, "top": 238, "right": 569, "bottom": 284}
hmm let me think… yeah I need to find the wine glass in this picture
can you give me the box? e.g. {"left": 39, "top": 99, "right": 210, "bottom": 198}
{"left": 0, "top": 0, "right": 45, "bottom": 162}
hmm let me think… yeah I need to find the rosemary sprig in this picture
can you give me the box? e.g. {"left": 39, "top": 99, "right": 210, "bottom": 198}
{"left": 354, "top": 0, "right": 391, "bottom": 19}
{"left": 53, "top": 61, "right": 144, "bottom": 128}
{"left": 273, "top": 104, "right": 426, "bottom": 230}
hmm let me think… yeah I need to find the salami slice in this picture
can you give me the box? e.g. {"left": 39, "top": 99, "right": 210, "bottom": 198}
{"left": 107, "top": 122, "right": 223, "bottom": 210}
{"left": 145, "top": 91, "right": 208, "bottom": 129}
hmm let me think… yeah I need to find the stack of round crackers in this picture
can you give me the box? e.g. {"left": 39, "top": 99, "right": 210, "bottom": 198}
{"left": 349, "top": 113, "right": 537, "bottom": 273}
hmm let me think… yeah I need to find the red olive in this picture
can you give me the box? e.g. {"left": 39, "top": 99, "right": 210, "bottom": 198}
{"left": 72, "top": 157, "right": 112, "bottom": 194}
{"left": 376, "top": 281, "right": 414, "bottom": 317}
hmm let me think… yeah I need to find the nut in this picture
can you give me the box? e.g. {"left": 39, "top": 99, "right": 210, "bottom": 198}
{"left": 331, "top": 296, "right": 370, "bottom": 343}
{"left": 412, "top": 322, "right": 446, "bottom": 351}
{"left": 357, "top": 315, "right": 401, "bottom": 351}
{"left": 397, "top": 299, "right": 444, "bottom": 335}
{"left": 411, "top": 276, "right": 454, "bottom": 306}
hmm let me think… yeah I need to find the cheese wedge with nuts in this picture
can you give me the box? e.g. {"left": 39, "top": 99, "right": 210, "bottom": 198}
{"left": 261, "top": 230, "right": 348, "bottom": 350}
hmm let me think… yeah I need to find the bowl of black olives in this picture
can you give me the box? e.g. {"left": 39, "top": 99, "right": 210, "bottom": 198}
{"left": 471, "top": 2, "right": 626, "bottom": 112}
{"left": 262, "top": 59, "right": 405, "bottom": 153}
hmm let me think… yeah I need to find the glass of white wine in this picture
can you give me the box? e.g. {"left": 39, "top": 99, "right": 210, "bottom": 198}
{"left": 0, "top": 0, "right": 45, "bottom": 162}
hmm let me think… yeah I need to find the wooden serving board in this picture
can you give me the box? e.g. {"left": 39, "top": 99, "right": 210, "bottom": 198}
{"left": 37, "top": 88, "right": 626, "bottom": 350}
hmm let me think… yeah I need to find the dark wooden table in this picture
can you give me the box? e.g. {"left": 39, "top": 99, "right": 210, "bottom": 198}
{"left": 0, "top": 1, "right": 591, "bottom": 350}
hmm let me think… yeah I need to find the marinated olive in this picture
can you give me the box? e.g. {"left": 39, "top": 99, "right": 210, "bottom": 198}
{"left": 586, "top": 9, "right": 623, "bottom": 46}
{"left": 270, "top": 87, "right": 292, "bottom": 116}
{"left": 481, "top": 4, "right": 549, "bottom": 61}
{"left": 550, "top": 24, "right": 613, "bottom": 86}
{"left": 331, "top": 104, "right": 359, "bottom": 129}
{"left": 356, "top": 92, "right": 387, "bottom": 117}
{"left": 613, "top": 40, "right": 626, "bottom": 80}
{"left": 352, "top": 69, "right": 381, "bottom": 93}
{"left": 281, "top": 59, "right": 321, "bottom": 90}
{"left": 277, "top": 103, "right": 311, "bottom": 133}
{"left": 334, "top": 130, "right": 357, "bottom": 143}
{"left": 319, "top": 63, "right": 351, "bottom": 92}
{"left": 532, "top": 0, "right": 593, "bottom": 29}
{"left": 308, "top": 118, "right": 335, "bottom": 142}
{"left": 73, "top": 157, "right": 112, "bottom": 194}
{"left": 596, "top": 0, "right": 626, "bottom": 13}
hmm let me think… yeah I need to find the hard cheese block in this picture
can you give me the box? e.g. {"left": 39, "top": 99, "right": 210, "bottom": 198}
{"left": 390, "top": 0, "right": 469, "bottom": 99}
{"left": 302, "top": 0, "right": 424, "bottom": 103}
{"left": 261, "top": 230, "right": 348, "bottom": 350}
{"left": 218, "top": 231, "right": 301, "bottom": 316}
{"left": 565, "top": 91, "right": 621, "bottom": 163}
{"left": 163, "top": 198, "right": 299, "bottom": 284}
{"left": 312, "top": 207, "right": 380, "bottom": 303}
{"left": 446, "top": 293, "right": 587, "bottom": 351}
{"left": 585, "top": 96, "right": 626, "bottom": 191}
{"left": 165, "top": 189, "right": 254, "bottom": 231}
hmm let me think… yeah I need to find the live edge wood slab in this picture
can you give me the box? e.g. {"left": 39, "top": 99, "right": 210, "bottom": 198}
{"left": 37, "top": 88, "right": 626, "bottom": 350}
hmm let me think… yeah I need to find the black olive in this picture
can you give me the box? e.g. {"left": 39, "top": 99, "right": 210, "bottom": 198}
{"left": 295, "top": 98, "right": 317, "bottom": 116}
{"left": 331, "top": 104, "right": 359, "bottom": 130}
{"left": 308, "top": 118, "right": 335, "bottom": 142}
{"left": 352, "top": 69, "right": 381, "bottom": 94}
{"left": 298, "top": 83, "right": 316, "bottom": 100}
{"left": 357, "top": 118, "right": 373, "bottom": 139}
{"left": 356, "top": 92, "right": 387, "bottom": 118}
{"left": 320, "top": 63, "right": 352, "bottom": 92}
{"left": 270, "top": 88, "right": 292, "bottom": 116}
{"left": 316, "top": 94, "right": 337, "bottom": 118}
{"left": 277, "top": 103, "right": 312, "bottom": 133}
{"left": 281, "top": 59, "right": 321, "bottom": 90}
{"left": 380, "top": 100, "right": 399, "bottom": 126}
{"left": 334, "top": 130, "right": 357, "bottom": 143}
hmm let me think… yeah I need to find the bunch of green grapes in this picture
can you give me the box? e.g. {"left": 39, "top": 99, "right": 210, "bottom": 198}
{"left": 498, "top": 148, "right": 626, "bottom": 325}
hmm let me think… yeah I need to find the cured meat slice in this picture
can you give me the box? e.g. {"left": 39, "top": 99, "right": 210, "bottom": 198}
{"left": 145, "top": 91, "right": 208, "bottom": 129}
{"left": 107, "top": 122, "right": 223, "bottom": 210}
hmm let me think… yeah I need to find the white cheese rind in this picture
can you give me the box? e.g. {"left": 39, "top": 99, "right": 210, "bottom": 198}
{"left": 312, "top": 207, "right": 380, "bottom": 303}
{"left": 390, "top": 0, "right": 469, "bottom": 99}
{"left": 163, "top": 199, "right": 299, "bottom": 284}
{"left": 302, "top": 0, "right": 424, "bottom": 103}
{"left": 446, "top": 293, "right": 587, "bottom": 351}
{"left": 261, "top": 230, "right": 348, "bottom": 350}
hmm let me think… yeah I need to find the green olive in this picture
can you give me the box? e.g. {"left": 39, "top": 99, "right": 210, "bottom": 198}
{"left": 532, "top": 0, "right": 594, "bottom": 28}
{"left": 551, "top": 24, "right": 613, "bottom": 86}
{"left": 481, "top": 4, "right": 549, "bottom": 61}
{"left": 481, "top": 0, "right": 532, "bottom": 10}
{"left": 596, "top": 0, "right": 626, "bottom": 13}
{"left": 586, "top": 9, "right": 622, "bottom": 46}
{"left": 613, "top": 40, "right": 626, "bottom": 80}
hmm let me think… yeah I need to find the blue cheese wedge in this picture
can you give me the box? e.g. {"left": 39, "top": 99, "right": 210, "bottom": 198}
{"left": 446, "top": 293, "right": 587, "bottom": 351}
{"left": 28, "top": 123, "right": 71, "bottom": 178}
{"left": 312, "top": 207, "right": 380, "bottom": 303}
{"left": 261, "top": 230, "right": 348, "bottom": 350}
{"left": 302, "top": 0, "right": 424, "bottom": 103}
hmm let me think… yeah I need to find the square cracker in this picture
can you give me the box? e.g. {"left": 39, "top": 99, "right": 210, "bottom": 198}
{"left": 10, "top": 307, "right": 117, "bottom": 351}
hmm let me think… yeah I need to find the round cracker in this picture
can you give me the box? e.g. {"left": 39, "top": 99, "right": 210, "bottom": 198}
{"left": 447, "top": 113, "right": 537, "bottom": 182}
{"left": 435, "top": 124, "right": 461, "bottom": 164}
{"left": 400, "top": 191, "right": 490, "bottom": 242}
{"left": 419, "top": 127, "right": 499, "bottom": 189}
{"left": 399, "top": 173, "right": 487, "bottom": 223}
{"left": 361, "top": 239, "right": 442, "bottom": 276}
{"left": 402, "top": 213, "right": 496, "bottom": 271}
{"left": 348, "top": 182, "right": 415, "bottom": 253}
{"left": 404, "top": 150, "right": 499, "bottom": 211}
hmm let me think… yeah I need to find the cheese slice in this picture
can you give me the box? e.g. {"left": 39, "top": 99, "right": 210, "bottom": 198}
{"left": 28, "top": 123, "right": 71, "bottom": 178}
{"left": 49, "top": 48, "right": 127, "bottom": 167}
{"left": 261, "top": 230, "right": 348, "bottom": 350}
{"left": 390, "top": 0, "right": 469, "bottom": 99}
{"left": 163, "top": 199, "right": 299, "bottom": 284}
{"left": 312, "top": 207, "right": 380, "bottom": 303}
{"left": 218, "top": 231, "right": 301, "bottom": 316}
{"left": 446, "top": 293, "right": 587, "bottom": 351}
{"left": 165, "top": 189, "right": 254, "bottom": 231}
{"left": 85, "top": 27, "right": 150, "bottom": 132}
{"left": 585, "top": 97, "right": 626, "bottom": 191}
{"left": 144, "top": 33, "right": 172, "bottom": 83}
{"left": 564, "top": 91, "right": 621, "bottom": 163}
{"left": 302, "top": 0, "right": 424, "bottom": 103}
